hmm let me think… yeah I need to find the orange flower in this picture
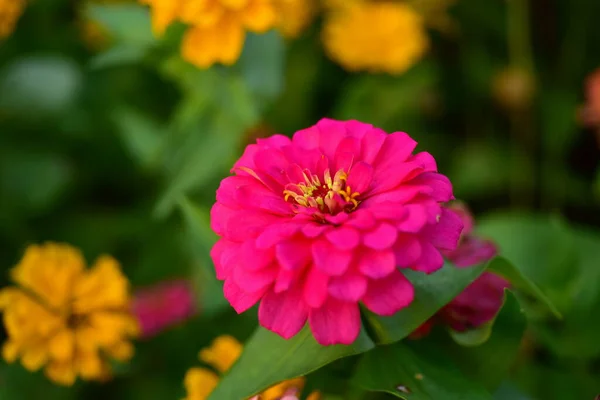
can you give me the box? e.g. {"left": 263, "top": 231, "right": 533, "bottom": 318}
{"left": 0, "top": 243, "right": 138, "bottom": 386}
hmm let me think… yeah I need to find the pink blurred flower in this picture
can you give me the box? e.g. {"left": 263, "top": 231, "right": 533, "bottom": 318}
{"left": 132, "top": 279, "right": 197, "bottom": 338}
{"left": 411, "top": 203, "right": 509, "bottom": 337}
{"left": 210, "top": 118, "right": 462, "bottom": 345}
{"left": 442, "top": 203, "right": 497, "bottom": 267}
{"left": 439, "top": 271, "right": 509, "bottom": 331}
{"left": 580, "top": 68, "right": 600, "bottom": 128}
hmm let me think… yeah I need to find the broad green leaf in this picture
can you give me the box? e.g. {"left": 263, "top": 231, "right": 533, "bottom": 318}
{"left": 364, "top": 262, "right": 487, "bottom": 345}
{"left": 443, "top": 291, "right": 527, "bottom": 391}
{"left": 208, "top": 326, "right": 375, "bottom": 400}
{"left": 85, "top": 4, "right": 154, "bottom": 46}
{"left": 487, "top": 258, "right": 561, "bottom": 318}
{"left": 178, "top": 197, "right": 228, "bottom": 315}
{"left": 353, "top": 340, "right": 492, "bottom": 399}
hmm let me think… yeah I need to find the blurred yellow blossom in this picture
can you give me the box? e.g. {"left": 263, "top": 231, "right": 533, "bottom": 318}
{"left": 275, "top": 0, "right": 316, "bottom": 39}
{"left": 183, "top": 335, "right": 321, "bottom": 400}
{"left": 0, "top": 0, "right": 26, "bottom": 39}
{"left": 0, "top": 243, "right": 138, "bottom": 386}
{"left": 322, "top": 0, "right": 429, "bottom": 75}
{"left": 139, "top": 0, "right": 278, "bottom": 68}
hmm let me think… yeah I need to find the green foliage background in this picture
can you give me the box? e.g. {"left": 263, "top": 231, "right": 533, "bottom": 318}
{"left": 1, "top": 0, "right": 600, "bottom": 399}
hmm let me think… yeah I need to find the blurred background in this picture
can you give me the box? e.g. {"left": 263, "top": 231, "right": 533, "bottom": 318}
{"left": 0, "top": 0, "right": 599, "bottom": 399}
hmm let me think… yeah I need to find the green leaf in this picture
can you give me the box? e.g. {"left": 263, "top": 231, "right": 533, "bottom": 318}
{"left": 449, "top": 322, "right": 493, "bottom": 347}
{"left": 90, "top": 44, "right": 148, "bottom": 69}
{"left": 111, "top": 107, "right": 163, "bottom": 170}
{"left": 85, "top": 4, "right": 154, "bottom": 46}
{"left": 239, "top": 31, "right": 285, "bottom": 103}
{"left": 487, "top": 258, "right": 561, "bottom": 318}
{"left": 443, "top": 291, "right": 527, "bottom": 391}
{"left": 208, "top": 326, "right": 375, "bottom": 400}
{"left": 364, "top": 262, "right": 487, "bottom": 345}
{"left": 353, "top": 340, "right": 492, "bottom": 399}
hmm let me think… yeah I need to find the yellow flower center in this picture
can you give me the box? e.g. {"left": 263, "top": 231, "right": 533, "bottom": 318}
{"left": 283, "top": 168, "right": 361, "bottom": 215}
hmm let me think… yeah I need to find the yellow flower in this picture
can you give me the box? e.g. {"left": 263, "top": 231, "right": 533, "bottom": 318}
{"left": 140, "top": 0, "right": 278, "bottom": 68}
{"left": 275, "top": 0, "right": 316, "bottom": 39}
{"left": 183, "top": 335, "right": 321, "bottom": 400}
{"left": 322, "top": 0, "right": 429, "bottom": 75}
{"left": 0, "top": 0, "right": 26, "bottom": 39}
{"left": 0, "top": 243, "right": 138, "bottom": 386}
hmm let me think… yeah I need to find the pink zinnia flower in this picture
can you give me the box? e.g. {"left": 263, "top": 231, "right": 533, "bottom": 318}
{"left": 411, "top": 203, "right": 509, "bottom": 337}
{"left": 210, "top": 119, "right": 463, "bottom": 345}
{"left": 132, "top": 279, "right": 197, "bottom": 338}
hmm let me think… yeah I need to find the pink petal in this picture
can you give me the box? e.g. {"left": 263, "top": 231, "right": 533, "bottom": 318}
{"left": 346, "top": 162, "right": 373, "bottom": 194}
{"left": 393, "top": 235, "right": 422, "bottom": 268}
{"left": 274, "top": 268, "right": 301, "bottom": 293}
{"left": 347, "top": 209, "right": 377, "bottom": 230}
{"left": 360, "top": 128, "right": 387, "bottom": 164}
{"left": 362, "top": 270, "right": 414, "bottom": 316}
{"left": 408, "top": 172, "right": 453, "bottom": 203}
{"left": 214, "top": 241, "right": 241, "bottom": 280}
{"left": 302, "top": 222, "right": 330, "bottom": 238}
{"left": 240, "top": 240, "right": 274, "bottom": 271}
{"left": 224, "top": 210, "right": 280, "bottom": 241}
{"left": 254, "top": 148, "right": 290, "bottom": 186}
{"left": 410, "top": 151, "right": 438, "bottom": 172}
{"left": 309, "top": 298, "right": 361, "bottom": 345}
{"left": 303, "top": 267, "right": 329, "bottom": 308}
{"left": 374, "top": 131, "right": 418, "bottom": 166}
{"left": 255, "top": 222, "right": 300, "bottom": 249}
{"left": 357, "top": 248, "right": 396, "bottom": 278}
{"left": 370, "top": 161, "right": 423, "bottom": 195}
{"left": 344, "top": 120, "right": 374, "bottom": 139}
{"left": 275, "top": 237, "right": 312, "bottom": 270}
{"left": 328, "top": 271, "right": 367, "bottom": 301}
{"left": 232, "top": 144, "right": 259, "bottom": 171}
{"left": 259, "top": 286, "right": 308, "bottom": 339}
{"left": 333, "top": 137, "right": 360, "bottom": 172}
{"left": 324, "top": 212, "right": 349, "bottom": 225}
{"left": 234, "top": 184, "right": 291, "bottom": 215}
{"left": 363, "top": 223, "right": 398, "bottom": 250}
{"left": 224, "top": 278, "right": 267, "bottom": 313}
{"left": 311, "top": 240, "right": 352, "bottom": 276}
{"left": 326, "top": 226, "right": 360, "bottom": 250}
{"left": 316, "top": 118, "right": 348, "bottom": 159}
{"left": 210, "top": 239, "right": 230, "bottom": 279}
{"left": 423, "top": 208, "right": 463, "bottom": 251}
{"left": 256, "top": 134, "right": 291, "bottom": 149}
{"left": 233, "top": 264, "right": 277, "bottom": 292}
{"left": 292, "top": 126, "right": 320, "bottom": 150}
{"left": 409, "top": 241, "right": 444, "bottom": 273}
{"left": 396, "top": 204, "right": 429, "bottom": 233}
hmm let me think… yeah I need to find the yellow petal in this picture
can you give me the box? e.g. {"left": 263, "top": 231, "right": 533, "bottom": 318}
{"left": 306, "top": 391, "right": 322, "bottom": 400}
{"left": 221, "top": 0, "right": 249, "bottom": 10}
{"left": 106, "top": 341, "right": 135, "bottom": 362}
{"left": 184, "top": 367, "right": 219, "bottom": 400}
{"left": 76, "top": 352, "right": 104, "bottom": 380}
{"left": 198, "top": 335, "right": 242, "bottom": 373}
{"left": 241, "top": 0, "right": 277, "bottom": 32}
{"left": 45, "top": 362, "right": 77, "bottom": 386}
{"left": 181, "top": 20, "right": 245, "bottom": 68}
{"left": 180, "top": 0, "right": 225, "bottom": 26}
{"left": 2, "top": 341, "right": 20, "bottom": 363}
{"left": 21, "top": 346, "right": 48, "bottom": 371}
{"left": 48, "top": 329, "right": 75, "bottom": 362}
{"left": 260, "top": 377, "right": 305, "bottom": 400}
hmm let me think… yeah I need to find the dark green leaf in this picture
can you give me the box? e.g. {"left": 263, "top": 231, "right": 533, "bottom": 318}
{"left": 353, "top": 340, "right": 492, "bottom": 399}
{"left": 90, "top": 45, "right": 148, "bottom": 69}
{"left": 487, "top": 258, "right": 561, "bottom": 318}
{"left": 208, "top": 326, "right": 375, "bottom": 400}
